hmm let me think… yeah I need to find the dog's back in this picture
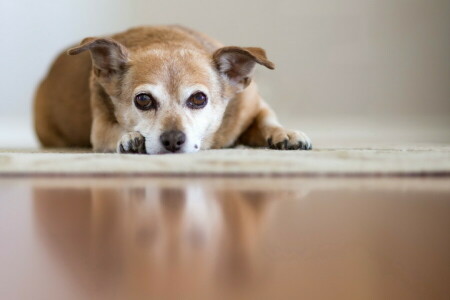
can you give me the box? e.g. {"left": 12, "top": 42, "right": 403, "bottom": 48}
{"left": 34, "top": 43, "right": 93, "bottom": 147}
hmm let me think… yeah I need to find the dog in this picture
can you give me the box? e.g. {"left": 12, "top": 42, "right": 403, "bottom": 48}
{"left": 34, "top": 25, "right": 312, "bottom": 154}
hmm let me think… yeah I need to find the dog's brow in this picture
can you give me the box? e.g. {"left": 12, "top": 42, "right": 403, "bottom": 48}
{"left": 142, "top": 48, "right": 165, "bottom": 57}
{"left": 142, "top": 48, "right": 197, "bottom": 58}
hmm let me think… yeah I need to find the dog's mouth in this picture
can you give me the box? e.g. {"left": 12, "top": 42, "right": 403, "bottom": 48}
{"left": 144, "top": 143, "right": 201, "bottom": 155}
{"left": 156, "top": 150, "right": 182, "bottom": 155}
{"left": 154, "top": 145, "right": 200, "bottom": 155}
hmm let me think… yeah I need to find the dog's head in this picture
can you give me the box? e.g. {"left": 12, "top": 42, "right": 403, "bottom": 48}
{"left": 68, "top": 37, "right": 274, "bottom": 154}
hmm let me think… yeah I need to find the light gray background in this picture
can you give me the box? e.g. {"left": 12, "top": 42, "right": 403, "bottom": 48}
{"left": 1, "top": 0, "right": 449, "bottom": 146}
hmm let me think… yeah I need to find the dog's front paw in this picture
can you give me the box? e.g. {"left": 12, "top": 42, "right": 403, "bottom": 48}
{"left": 117, "top": 132, "right": 146, "bottom": 154}
{"left": 267, "top": 128, "right": 312, "bottom": 150}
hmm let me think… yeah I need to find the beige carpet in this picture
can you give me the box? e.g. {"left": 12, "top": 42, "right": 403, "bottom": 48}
{"left": 1, "top": 145, "right": 449, "bottom": 176}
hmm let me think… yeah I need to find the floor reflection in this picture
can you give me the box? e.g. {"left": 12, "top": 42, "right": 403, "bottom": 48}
{"left": 33, "top": 179, "right": 278, "bottom": 299}
{"left": 0, "top": 177, "right": 448, "bottom": 299}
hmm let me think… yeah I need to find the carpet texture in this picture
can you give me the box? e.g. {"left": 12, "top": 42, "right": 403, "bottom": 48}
{"left": 1, "top": 145, "right": 449, "bottom": 176}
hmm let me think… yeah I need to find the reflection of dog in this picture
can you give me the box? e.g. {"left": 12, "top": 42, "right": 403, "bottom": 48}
{"left": 34, "top": 25, "right": 312, "bottom": 154}
{"left": 33, "top": 183, "right": 274, "bottom": 298}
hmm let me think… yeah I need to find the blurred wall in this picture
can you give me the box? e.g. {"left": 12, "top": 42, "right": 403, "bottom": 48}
{"left": 0, "top": 0, "right": 449, "bottom": 140}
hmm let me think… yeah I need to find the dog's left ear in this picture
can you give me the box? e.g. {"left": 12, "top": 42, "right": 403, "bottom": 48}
{"left": 67, "top": 37, "right": 129, "bottom": 78}
{"left": 213, "top": 46, "right": 275, "bottom": 90}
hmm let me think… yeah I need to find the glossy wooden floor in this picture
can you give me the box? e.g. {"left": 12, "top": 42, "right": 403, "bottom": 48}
{"left": 0, "top": 177, "right": 449, "bottom": 300}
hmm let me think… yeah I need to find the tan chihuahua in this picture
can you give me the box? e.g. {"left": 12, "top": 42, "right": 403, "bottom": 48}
{"left": 34, "top": 25, "right": 312, "bottom": 154}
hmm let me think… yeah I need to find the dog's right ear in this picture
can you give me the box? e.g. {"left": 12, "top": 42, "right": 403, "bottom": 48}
{"left": 213, "top": 46, "right": 275, "bottom": 91}
{"left": 67, "top": 38, "right": 129, "bottom": 77}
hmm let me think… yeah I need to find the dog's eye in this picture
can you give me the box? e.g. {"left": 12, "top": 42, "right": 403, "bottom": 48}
{"left": 187, "top": 92, "right": 208, "bottom": 109}
{"left": 134, "top": 93, "right": 156, "bottom": 110}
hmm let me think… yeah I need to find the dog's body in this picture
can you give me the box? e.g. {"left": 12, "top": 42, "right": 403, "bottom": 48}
{"left": 34, "top": 25, "right": 311, "bottom": 154}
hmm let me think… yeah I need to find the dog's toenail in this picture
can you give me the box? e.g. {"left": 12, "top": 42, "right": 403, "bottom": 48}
{"left": 275, "top": 141, "right": 284, "bottom": 149}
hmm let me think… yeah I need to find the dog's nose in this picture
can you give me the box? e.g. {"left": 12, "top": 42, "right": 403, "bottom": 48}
{"left": 160, "top": 130, "right": 186, "bottom": 152}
